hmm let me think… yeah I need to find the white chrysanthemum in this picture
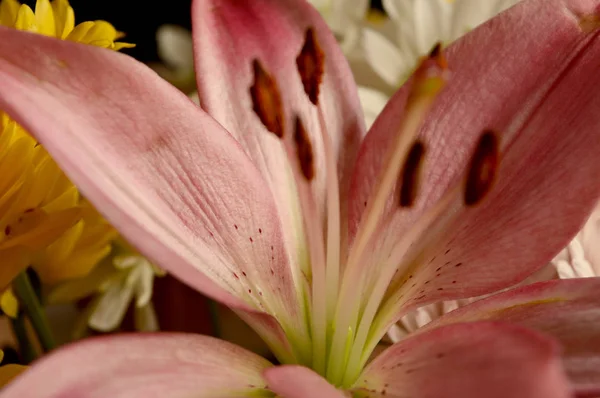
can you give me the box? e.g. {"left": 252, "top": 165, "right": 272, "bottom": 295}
{"left": 387, "top": 300, "right": 466, "bottom": 342}
{"left": 552, "top": 201, "right": 600, "bottom": 278}
{"left": 357, "top": 0, "right": 521, "bottom": 127}
{"left": 151, "top": 24, "right": 197, "bottom": 94}
{"left": 307, "top": 0, "right": 370, "bottom": 53}
{"left": 88, "top": 255, "right": 165, "bottom": 332}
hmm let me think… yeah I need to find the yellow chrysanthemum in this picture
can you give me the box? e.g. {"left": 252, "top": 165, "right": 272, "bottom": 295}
{"left": 0, "top": 0, "right": 132, "bottom": 293}
{"left": 0, "top": 289, "right": 18, "bottom": 318}
{"left": 48, "top": 239, "right": 165, "bottom": 336}
{"left": 0, "top": 0, "right": 134, "bottom": 50}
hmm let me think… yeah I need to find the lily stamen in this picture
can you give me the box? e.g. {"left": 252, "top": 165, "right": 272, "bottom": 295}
{"left": 353, "top": 129, "right": 502, "bottom": 379}
{"left": 295, "top": 27, "right": 344, "bottom": 368}
{"left": 328, "top": 43, "right": 449, "bottom": 383}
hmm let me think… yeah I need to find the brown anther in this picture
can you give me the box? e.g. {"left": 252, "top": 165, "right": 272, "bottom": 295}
{"left": 399, "top": 141, "right": 426, "bottom": 207}
{"left": 429, "top": 42, "right": 442, "bottom": 58}
{"left": 296, "top": 27, "right": 325, "bottom": 105}
{"left": 428, "top": 41, "right": 447, "bottom": 70}
{"left": 294, "top": 117, "right": 315, "bottom": 180}
{"left": 464, "top": 130, "right": 499, "bottom": 206}
{"left": 410, "top": 42, "right": 448, "bottom": 100}
{"left": 249, "top": 59, "right": 285, "bottom": 138}
{"left": 579, "top": 14, "right": 600, "bottom": 33}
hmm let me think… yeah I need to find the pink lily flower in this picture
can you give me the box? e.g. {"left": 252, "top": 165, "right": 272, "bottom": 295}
{"left": 0, "top": 0, "right": 599, "bottom": 396}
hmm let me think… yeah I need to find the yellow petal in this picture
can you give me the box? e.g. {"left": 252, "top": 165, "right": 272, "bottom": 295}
{"left": 47, "top": 244, "right": 112, "bottom": 282}
{"left": 41, "top": 184, "right": 78, "bottom": 213}
{"left": 14, "top": 4, "right": 36, "bottom": 32}
{"left": 0, "top": 0, "right": 19, "bottom": 26}
{"left": 35, "top": 201, "right": 117, "bottom": 283}
{"left": 34, "top": 0, "right": 54, "bottom": 36}
{"left": 50, "top": 0, "right": 73, "bottom": 38}
{"left": 85, "top": 20, "right": 119, "bottom": 41}
{"left": 0, "top": 246, "right": 29, "bottom": 291}
{"left": 0, "top": 288, "right": 18, "bottom": 318}
{"left": 113, "top": 41, "right": 135, "bottom": 51}
{"left": 66, "top": 20, "right": 93, "bottom": 43}
{"left": 23, "top": 154, "right": 63, "bottom": 209}
{"left": 33, "top": 219, "right": 84, "bottom": 283}
{"left": 44, "top": 171, "right": 76, "bottom": 206}
{"left": 0, "top": 207, "right": 82, "bottom": 250}
{"left": 0, "top": 364, "right": 27, "bottom": 387}
{"left": 67, "top": 20, "right": 134, "bottom": 50}
{"left": 46, "top": 259, "right": 117, "bottom": 303}
{"left": 0, "top": 134, "right": 35, "bottom": 201}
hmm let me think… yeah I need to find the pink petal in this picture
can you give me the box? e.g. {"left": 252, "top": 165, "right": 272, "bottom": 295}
{"left": 355, "top": 322, "right": 571, "bottom": 398}
{"left": 424, "top": 279, "right": 600, "bottom": 396}
{"left": 192, "top": 0, "right": 365, "bottom": 253}
{"left": 0, "top": 333, "right": 272, "bottom": 398}
{"left": 264, "top": 365, "right": 347, "bottom": 398}
{"left": 352, "top": 0, "right": 600, "bottom": 318}
{"left": 0, "top": 28, "right": 302, "bottom": 359}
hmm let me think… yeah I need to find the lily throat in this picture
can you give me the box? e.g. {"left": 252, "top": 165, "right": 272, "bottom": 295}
{"left": 248, "top": 27, "right": 497, "bottom": 387}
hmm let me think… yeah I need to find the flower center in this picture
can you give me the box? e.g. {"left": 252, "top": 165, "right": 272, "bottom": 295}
{"left": 248, "top": 27, "right": 498, "bottom": 388}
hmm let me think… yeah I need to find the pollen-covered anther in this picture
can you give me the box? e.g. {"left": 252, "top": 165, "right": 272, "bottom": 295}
{"left": 410, "top": 42, "right": 449, "bottom": 99}
{"left": 579, "top": 13, "right": 600, "bottom": 33}
{"left": 464, "top": 130, "right": 499, "bottom": 206}
{"left": 249, "top": 59, "right": 285, "bottom": 138}
{"left": 293, "top": 117, "right": 315, "bottom": 180}
{"left": 399, "top": 141, "right": 426, "bottom": 207}
{"left": 428, "top": 42, "right": 447, "bottom": 70}
{"left": 296, "top": 27, "right": 325, "bottom": 105}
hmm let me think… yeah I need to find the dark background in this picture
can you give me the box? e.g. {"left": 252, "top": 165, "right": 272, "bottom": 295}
{"left": 20, "top": 0, "right": 384, "bottom": 62}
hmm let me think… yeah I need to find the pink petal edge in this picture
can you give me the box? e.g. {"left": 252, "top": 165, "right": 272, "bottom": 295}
{"left": 0, "top": 333, "right": 272, "bottom": 398}
{"left": 425, "top": 278, "right": 600, "bottom": 396}
{"left": 264, "top": 365, "right": 347, "bottom": 398}
{"left": 356, "top": 321, "right": 571, "bottom": 398}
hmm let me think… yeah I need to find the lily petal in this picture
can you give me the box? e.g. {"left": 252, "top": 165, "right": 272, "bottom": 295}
{"left": 192, "top": 0, "right": 365, "bottom": 257}
{"left": 0, "top": 28, "right": 302, "bottom": 359}
{"left": 264, "top": 365, "right": 347, "bottom": 398}
{"left": 351, "top": 0, "right": 600, "bottom": 320}
{"left": 425, "top": 279, "right": 600, "bottom": 396}
{"left": 355, "top": 322, "right": 571, "bottom": 398}
{"left": 0, "top": 333, "right": 273, "bottom": 397}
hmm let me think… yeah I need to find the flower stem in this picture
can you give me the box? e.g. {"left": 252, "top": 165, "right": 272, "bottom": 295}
{"left": 13, "top": 271, "right": 56, "bottom": 353}
{"left": 9, "top": 315, "right": 36, "bottom": 364}
{"left": 208, "top": 299, "right": 221, "bottom": 337}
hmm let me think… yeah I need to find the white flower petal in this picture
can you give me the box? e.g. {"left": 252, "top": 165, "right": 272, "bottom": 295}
{"left": 412, "top": 0, "right": 451, "bottom": 55}
{"left": 132, "top": 260, "right": 156, "bottom": 307}
{"left": 552, "top": 201, "right": 600, "bottom": 278}
{"left": 112, "top": 254, "right": 140, "bottom": 270}
{"left": 155, "top": 24, "right": 194, "bottom": 71}
{"left": 88, "top": 281, "right": 134, "bottom": 332}
{"left": 357, "top": 86, "right": 389, "bottom": 129}
{"left": 362, "top": 28, "right": 406, "bottom": 87}
{"left": 134, "top": 303, "right": 159, "bottom": 332}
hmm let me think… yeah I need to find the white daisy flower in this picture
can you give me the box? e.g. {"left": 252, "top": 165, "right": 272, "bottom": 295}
{"left": 552, "top": 201, "right": 600, "bottom": 278}
{"left": 88, "top": 255, "right": 165, "bottom": 333}
{"left": 358, "top": 0, "right": 521, "bottom": 127}
{"left": 307, "top": 0, "right": 371, "bottom": 54}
